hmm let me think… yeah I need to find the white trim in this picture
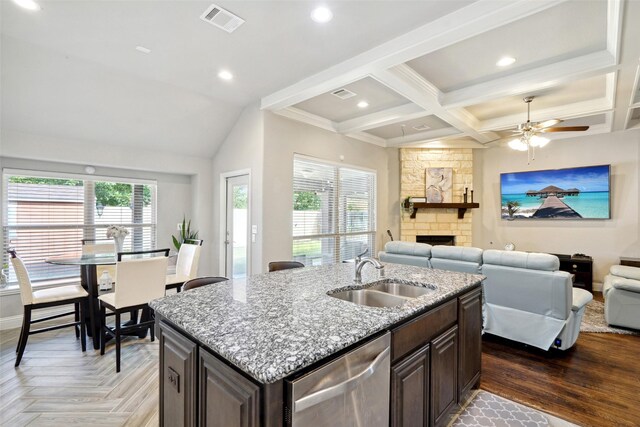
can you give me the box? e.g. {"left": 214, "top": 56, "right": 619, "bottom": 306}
{"left": 344, "top": 132, "right": 387, "bottom": 147}
{"left": 275, "top": 108, "right": 338, "bottom": 132}
{"left": 606, "top": 0, "right": 624, "bottom": 62}
{"left": 336, "top": 103, "right": 427, "bottom": 133}
{"left": 219, "top": 169, "right": 252, "bottom": 277}
{"left": 260, "top": 0, "right": 564, "bottom": 110}
{"left": 441, "top": 51, "right": 617, "bottom": 110}
{"left": 2, "top": 168, "right": 157, "bottom": 186}
{"left": 386, "top": 127, "right": 462, "bottom": 146}
{"left": 0, "top": 305, "right": 74, "bottom": 331}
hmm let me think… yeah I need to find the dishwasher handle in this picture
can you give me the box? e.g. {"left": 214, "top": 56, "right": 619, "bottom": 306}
{"left": 293, "top": 346, "right": 390, "bottom": 412}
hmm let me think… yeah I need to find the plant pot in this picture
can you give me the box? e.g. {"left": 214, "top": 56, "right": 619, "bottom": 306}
{"left": 114, "top": 236, "right": 125, "bottom": 253}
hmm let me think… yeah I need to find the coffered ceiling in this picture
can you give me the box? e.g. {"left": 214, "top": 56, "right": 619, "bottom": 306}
{"left": 262, "top": 0, "right": 640, "bottom": 148}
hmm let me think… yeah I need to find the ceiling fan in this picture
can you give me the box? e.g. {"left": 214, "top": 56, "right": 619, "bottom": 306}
{"left": 508, "top": 96, "right": 589, "bottom": 162}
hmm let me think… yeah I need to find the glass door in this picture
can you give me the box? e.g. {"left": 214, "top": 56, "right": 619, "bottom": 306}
{"left": 225, "top": 175, "right": 250, "bottom": 278}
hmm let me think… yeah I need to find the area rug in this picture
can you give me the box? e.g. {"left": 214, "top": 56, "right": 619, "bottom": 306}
{"left": 580, "top": 300, "right": 639, "bottom": 335}
{"left": 451, "top": 390, "right": 577, "bottom": 427}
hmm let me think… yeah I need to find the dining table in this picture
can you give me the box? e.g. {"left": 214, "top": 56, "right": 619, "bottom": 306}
{"left": 45, "top": 252, "right": 175, "bottom": 350}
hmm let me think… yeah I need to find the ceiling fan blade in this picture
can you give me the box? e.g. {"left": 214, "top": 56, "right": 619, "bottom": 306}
{"left": 541, "top": 126, "right": 590, "bottom": 132}
{"left": 535, "top": 119, "right": 562, "bottom": 129}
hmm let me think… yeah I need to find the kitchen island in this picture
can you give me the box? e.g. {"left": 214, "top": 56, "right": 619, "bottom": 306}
{"left": 150, "top": 262, "right": 484, "bottom": 427}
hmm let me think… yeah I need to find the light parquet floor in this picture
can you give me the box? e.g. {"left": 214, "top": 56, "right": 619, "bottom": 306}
{"left": 0, "top": 319, "right": 159, "bottom": 427}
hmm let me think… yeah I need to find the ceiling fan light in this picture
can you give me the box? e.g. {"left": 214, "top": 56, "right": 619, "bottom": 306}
{"left": 508, "top": 138, "right": 528, "bottom": 151}
{"left": 529, "top": 135, "right": 550, "bottom": 147}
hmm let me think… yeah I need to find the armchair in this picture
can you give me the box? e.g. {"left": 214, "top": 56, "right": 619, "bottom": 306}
{"left": 481, "top": 250, "right": 592, "bottom": 350}
{"left": 603, "top": 265, "right": 640, "bottom": 330}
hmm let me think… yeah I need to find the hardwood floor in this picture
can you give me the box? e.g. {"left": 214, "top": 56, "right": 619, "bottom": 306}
{"left": 482, "top": 327, "right": 640, "bottom": 426}
{"left": 0, "top": 320, "right": 158, "bottom": 426}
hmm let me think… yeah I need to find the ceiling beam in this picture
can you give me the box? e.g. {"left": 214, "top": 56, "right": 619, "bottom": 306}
{"left": 478, "top": 98, "right": 614, "bottom": 132}
{"left": 336, "top": 103, "right": 427, "bottom": 133}
{"left": 441, "top": 51, "right": 617, "bottom": 110}
{"left": 386, "top": 127, "right": 462, "bottom": 147}
{"left": 274, "top": 107, "right": 337, "bottom": 132}
{"left": 261, "top": 0, "right": 566, "bottom": 111}
{"left": 372, "top": 65, "right": 499, "bottom": 143}
{"left": 344, "top": 132, "right": 387, "bottom": 147}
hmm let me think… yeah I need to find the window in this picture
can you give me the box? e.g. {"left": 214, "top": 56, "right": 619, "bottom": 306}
{"left": 2, "top": 170, "right": 157, "bottom": 284}
{"left": 293, "top": 156, "right": 376, "bottom": 266}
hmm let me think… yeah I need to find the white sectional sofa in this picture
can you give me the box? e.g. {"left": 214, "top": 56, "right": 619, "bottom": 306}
{"left": 378, "top": 241, "right": 593, "bottom": 351}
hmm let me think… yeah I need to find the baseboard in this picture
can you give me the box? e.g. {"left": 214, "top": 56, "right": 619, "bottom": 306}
{"left": 0, "top": 306, "right": 74, "bottom": 331}
{"left": 593, "top": 281, "right": 603, "bottom": 292}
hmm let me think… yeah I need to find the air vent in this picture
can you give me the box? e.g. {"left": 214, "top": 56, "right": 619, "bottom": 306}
{"left": 412, "top": 124, "right": 431, "bottom": 131}
{"left": 331, "top": 88, "right": 356, "bottom": 100}
{"left": 200, "top": 4, "right": 245, "bottom": 33}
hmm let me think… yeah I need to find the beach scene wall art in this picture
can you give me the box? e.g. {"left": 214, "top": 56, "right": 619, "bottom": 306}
{"left": 501, "top": 165, "right": 610, "bottom": 220}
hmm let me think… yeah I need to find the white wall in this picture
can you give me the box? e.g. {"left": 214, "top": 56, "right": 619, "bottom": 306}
{"left": 262, "top": 111, "right": 399, "bottom": 272}
{"left": 211, "top": 104, "right": 264, "bottom": 276}
{"left": 473, "top": 129, "right": 640, "bottom": 284}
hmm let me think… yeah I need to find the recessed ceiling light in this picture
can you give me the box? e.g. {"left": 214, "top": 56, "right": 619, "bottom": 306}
{"left": 496, "top": 56, "right": 516, "bottom": 67}
{"left": 12, "top": 0, "right": 41, "bottom": 11}
{"left": 311, "top": 6, "right": 333, "bottom": 23}
{"left": 218, "top": 70, "right": 234, "bottom": 81}
{"left": 135, "top": 46, "right": 151, "bottom": 54}
{"left": 357, "top": 101, "right": 369, "bottom": 109}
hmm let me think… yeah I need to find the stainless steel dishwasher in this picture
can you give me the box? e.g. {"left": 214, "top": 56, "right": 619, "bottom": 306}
{"left": 285, "top": 332, "right": 390, "bottom": 427}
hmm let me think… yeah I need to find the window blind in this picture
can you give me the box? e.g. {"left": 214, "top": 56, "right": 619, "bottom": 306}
{"left": 292, "top": 156, "right": 376, "bottom": 266}
{"left": 2, "top": 172, "right": 157, "bottom": 284}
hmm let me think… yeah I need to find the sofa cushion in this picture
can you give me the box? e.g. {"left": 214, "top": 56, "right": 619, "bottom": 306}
{"left": 378, "top": 252, "right": 431, "bottom": 268}
{"left": 610, "top": 265, "right": 640, "bottom": 281}
{"left": 571, "top": 288, "right": 593, "bottom": 312}
{"left": 482, "top": 249, "right": 559, "bottom": 271}
{"left": 383, "top": 241, "right": 432, "bottom": 257}
{"left": 431, "top": 245, "right": 483, "bottom": 263}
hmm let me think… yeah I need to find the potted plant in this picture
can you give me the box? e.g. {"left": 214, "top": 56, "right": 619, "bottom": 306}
{"left": 172, "top": 216, "right": 199, "bottom": 251}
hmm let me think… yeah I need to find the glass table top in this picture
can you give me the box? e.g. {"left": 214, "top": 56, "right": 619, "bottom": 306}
{"left": 45, "top": 253, "right": 117, "bottom": 266}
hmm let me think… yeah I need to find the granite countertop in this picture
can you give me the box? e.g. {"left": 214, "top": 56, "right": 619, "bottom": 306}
{"left": 150, "top": 262, "right": 484, "bottom": 384}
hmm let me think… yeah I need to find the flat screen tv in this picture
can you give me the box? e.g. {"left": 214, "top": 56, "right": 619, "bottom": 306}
{"left": 500, "top": 165, "right": 611, "bottom": 220}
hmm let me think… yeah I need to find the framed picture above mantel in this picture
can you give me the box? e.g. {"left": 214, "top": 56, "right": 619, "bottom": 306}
{"left": 500, "top": 164, "right": 611, "bottom": 220}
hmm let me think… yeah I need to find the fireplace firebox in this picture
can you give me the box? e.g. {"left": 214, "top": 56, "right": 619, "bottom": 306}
{"left": 416, "top": 235, "right": 455, "bottom": 246}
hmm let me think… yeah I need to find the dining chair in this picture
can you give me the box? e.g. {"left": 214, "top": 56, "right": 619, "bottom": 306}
{"left": 268, "top": 261, "right": 305, "bottom": 272}
{"left": 182, "top": 276, "right": 228, "bottom": 291}
{"left": 166, "top": 239, "right": 203, "bottom": 293}
{"left": 8, "top": 250, "right": 88, "bottom": 367}
{"left": 99, "top": 248, "right": 169, "bottom": 372}
{"left": 82, "top": 239, "right": 117, "bottom": 287}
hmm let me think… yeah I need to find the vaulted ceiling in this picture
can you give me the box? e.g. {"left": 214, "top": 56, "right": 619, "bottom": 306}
{"left": 2, "top": 1, "right": 639, "bottom": 157}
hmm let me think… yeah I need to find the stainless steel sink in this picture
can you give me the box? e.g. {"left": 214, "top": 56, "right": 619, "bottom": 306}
{"left": 367, "top": 280, "right": 435, "bottom": 298}
{"left": 329, "top": 289, "right": 409, "bottom": 308}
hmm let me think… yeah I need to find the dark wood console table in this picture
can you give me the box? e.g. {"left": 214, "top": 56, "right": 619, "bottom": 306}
{"left": 620, "top": 257, "right": 640, "bottom": 268}
{"left": 552, "top": 254, "right": 593, "bottom": 293}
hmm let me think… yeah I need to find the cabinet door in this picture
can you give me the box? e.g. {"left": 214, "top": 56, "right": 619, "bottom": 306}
{"left": 458, "top": 288, "right": 482, "bottom": 402}
{"left": 391, "top": 344, "right": 430, "bottom": 427}
{"left": 430, "top": 326, "right": 458, "bottom": 427}
{"left": 159, "top": 321, "right": 198, "bottom": 427}
{"left": 199, "top": 349, "right": 260, "bottom": 427}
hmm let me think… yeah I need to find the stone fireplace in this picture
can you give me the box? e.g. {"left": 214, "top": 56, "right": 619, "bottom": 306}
{"left": 401, "top": 148, "right": 473, "bottom": 247}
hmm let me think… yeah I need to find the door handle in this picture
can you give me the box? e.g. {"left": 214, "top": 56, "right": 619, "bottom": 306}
{"left": 293, "top": 347, "right": 389, "bottom": 412}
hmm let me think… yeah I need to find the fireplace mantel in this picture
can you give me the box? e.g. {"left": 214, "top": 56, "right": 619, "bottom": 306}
{"left": 404, "top": 201, "right": 480, "bottom": 219}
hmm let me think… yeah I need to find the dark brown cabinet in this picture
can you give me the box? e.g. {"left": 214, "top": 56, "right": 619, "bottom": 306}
{"left": 159, "top": 320, "right": 198, "bottom": 427}
{"left": 458, "top": 287, "right": 482, "bottom": 402}
{"left": 158, "top": 285, "right": 482, "bottom": 427}
{"left": 199, "top": 349, "right": 260, "bottom": 427}
{"left": 391, "top": 344, "right": 430, "bottom": 427}
{"left": 430, "top": 326, "right": 458, "bottom": 427}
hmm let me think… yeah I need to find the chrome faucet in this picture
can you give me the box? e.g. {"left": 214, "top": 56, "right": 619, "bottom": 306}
{"left": 355, "top": 257, "right": 385, "bottom": 284}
